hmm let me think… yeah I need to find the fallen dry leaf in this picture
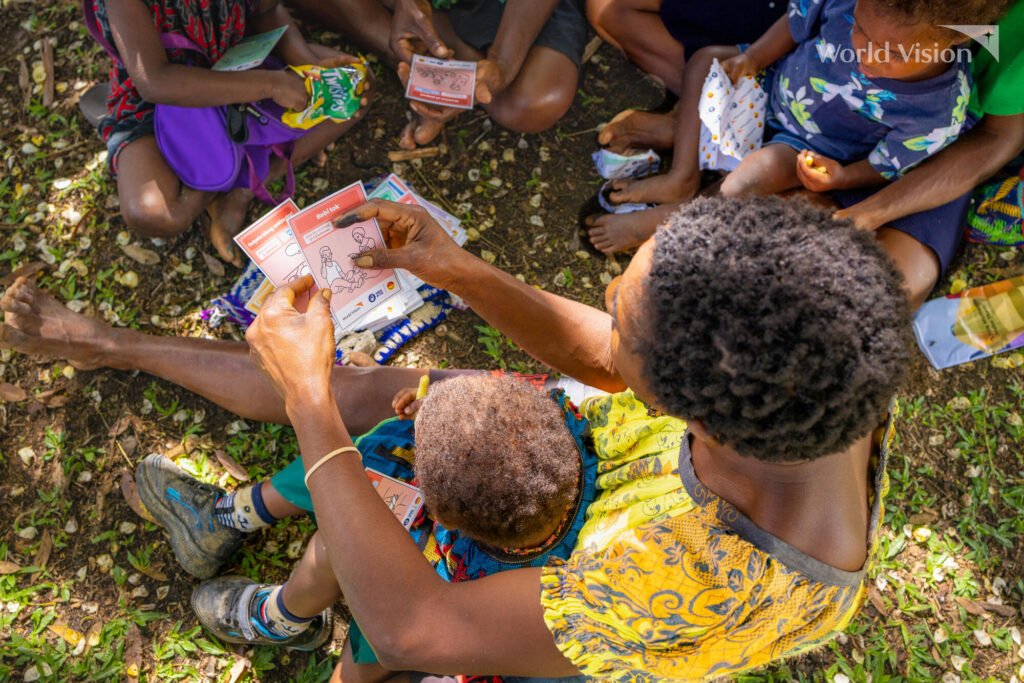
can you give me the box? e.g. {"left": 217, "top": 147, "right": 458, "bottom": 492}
{"left": 42, "top": 37, "right": 54, "bottom": 108}
{"left": 0, "top": 260, "right": 46, "bottom": 286}
{"left": 120, "top": 470, "right": 155, "bottom": 523}
{"left": 31, "top": 530, "right": 53, "bottom": 570}
{"left": 34, "top": 387, "right": 68, "bottom": 408}
{"left": 108, "top": 415, "right": 134, "bottom": 437}
{"left": 215, "top": 449, "right": 250, "bottom": 482}
{"left": 47, "top": 622, "right": 84, "bottom": 646}
{"left": 121, "top": 244, "right": 161, "bottom": 266}
{"left": 867, "top": 584, "right": 888, "bottom": 615}
{"left": 226, "top": 656, "right": 249, "bottom": 683}
{"left": 0, "top": 383, "right": 28, "bottom": 402}
{"left": 0, "top": 560, "right": 21, "bottom": 575}
{"left": 201, "top": 251, "right": 226, "bottom": 277}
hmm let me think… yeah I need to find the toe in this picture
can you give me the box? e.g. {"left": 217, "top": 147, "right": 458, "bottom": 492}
{"left": 399, "top": 122, "right": 417, "bottom": 150}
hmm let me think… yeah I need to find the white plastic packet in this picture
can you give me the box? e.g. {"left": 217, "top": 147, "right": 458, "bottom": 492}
{"left": 698, "top": 59, "right": 768, "bottom": 172}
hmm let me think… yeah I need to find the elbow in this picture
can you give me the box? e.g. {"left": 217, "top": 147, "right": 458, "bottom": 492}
{"left": 132, "top": 77, "right": 165, "bottom": 104}
{"left": 371, "top": 631, "right": 425, "bottom": 672}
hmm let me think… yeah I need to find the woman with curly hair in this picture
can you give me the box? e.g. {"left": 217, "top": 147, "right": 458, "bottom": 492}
{"left": 1, "top": 196, "right": 911, "bottom": 681}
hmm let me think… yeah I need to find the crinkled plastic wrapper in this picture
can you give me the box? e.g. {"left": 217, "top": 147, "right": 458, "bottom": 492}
{"left": 913, "top": 275, "right": 1024, "bottom": 369}
{"left": 282, "top": 61, "right": 369, "bottom": 130}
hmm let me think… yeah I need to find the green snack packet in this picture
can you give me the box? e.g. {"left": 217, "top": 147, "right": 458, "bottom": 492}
{"left": 282, "top": 61, "right": 368, "bottom": 129}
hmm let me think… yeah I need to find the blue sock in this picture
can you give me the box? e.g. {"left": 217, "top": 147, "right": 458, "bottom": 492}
{"left": 250, "top": 585, "right": 313, "bottom": 639}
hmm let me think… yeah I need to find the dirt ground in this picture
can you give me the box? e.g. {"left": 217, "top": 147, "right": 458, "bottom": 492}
{"left": 1, "top": 2, "right": 1022, "bottom": 682}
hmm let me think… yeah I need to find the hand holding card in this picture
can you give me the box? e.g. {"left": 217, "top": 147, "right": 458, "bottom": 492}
{"left": 405, "top": 54, "right": 477, "bottom": 110}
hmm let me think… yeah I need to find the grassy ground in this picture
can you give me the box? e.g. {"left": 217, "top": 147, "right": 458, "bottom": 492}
{"left": 1, "top": 2, "right": 1023, "bottom": 682}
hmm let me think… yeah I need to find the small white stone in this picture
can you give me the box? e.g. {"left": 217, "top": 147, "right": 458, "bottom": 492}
{"left": 975, "top": 629, "right": 992, "bottom": 647}
{"left": 95, "top": 554, "right": 113, "bottom": 572}
{"left": 64, "top": 518, "right": 78, "bottom": 534}
{"left": 77, "top": 470, "right": 92, "bottom": 483}
{"left": 118, "top": 521, "right": 137, "bottom": 534}
{"left": 17, "top": 447, "right": 35, "bottom": 466}
{"left": 17, "top": 526, "right": 37, "bottom": 540}
{"left": 53, "top": 178, "right": 71, "bottom": 190}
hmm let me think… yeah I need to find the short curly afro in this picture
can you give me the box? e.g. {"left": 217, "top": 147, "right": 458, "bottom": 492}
{"left": 868, "top": 0, "right": 1013, "bottom": 31}
{"left": 640, "top": 196, "right": 911, "bottom": 462}
{"left": 414, "top": 374, "right": 579, "bottom": 547}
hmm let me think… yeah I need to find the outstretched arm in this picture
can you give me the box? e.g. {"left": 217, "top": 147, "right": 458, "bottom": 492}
{"left": 341, "top": 201, "right": 626, "bottom": 391}
{"left": 836, "top": 114, "right": 1024, "bottom": 230}
{"left": 246, "top": 280, "right": 581, "bottom": 676}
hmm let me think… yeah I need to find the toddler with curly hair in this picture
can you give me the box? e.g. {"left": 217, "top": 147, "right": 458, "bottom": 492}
{"left": 161, "top": 373, "right": 597, "bottom": 680}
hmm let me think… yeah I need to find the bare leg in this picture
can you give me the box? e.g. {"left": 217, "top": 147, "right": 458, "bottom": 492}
{"left": 720, "top": 143, "right": 803, "bottom": 198}
{"left": 0, "top": 277, "right": 426, "bottom": 435}
{"left": 608, "top": 45, "right": 739, "bottom": 206}
{"left": 484, "top": 46, "right": 578, "bottom": 135}
{"left": 587, "top": 0, "right": 686, "bottom": 93}
{"left": 115, "top": 136, "right": 216, "bottom": 239}
{"left": 597, "top": 108, "right": 677, "bottom": 153}
{"left": 586, "top": 203, "right": 677, "bottom": 254}
{"left": 280, "top": 531, "right": 344, "bottom": 617}
{"left": 287, "top": 0, "right": 397, "bottom": 62}
{"left": 875, "top": 227, "right": 939, "bottom": 310}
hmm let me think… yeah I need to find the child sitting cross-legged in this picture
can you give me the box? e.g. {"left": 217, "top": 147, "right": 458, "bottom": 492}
{"left": 588, "top": 0, "right": 1013, "bottom": 254}
{"left": 135, "top": 373, "right": 597, "bottom": 676}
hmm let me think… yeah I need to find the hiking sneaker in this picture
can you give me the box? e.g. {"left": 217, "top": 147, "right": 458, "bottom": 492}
{"left": 134, "top": 454, "right": 243, "bottom": 579}
{"left": 192, "top": 576, "right": 333, "bottom": 650}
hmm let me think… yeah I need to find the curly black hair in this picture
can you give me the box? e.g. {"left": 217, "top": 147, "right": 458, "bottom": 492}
{"left": 640, "top": 196, "right": 912, "bottom": 462}
{"left": 869, "top": 0, "right": 1013, "bottom": 30}
{"left": 413, "top": 374, "right": 579, "bottom": 547}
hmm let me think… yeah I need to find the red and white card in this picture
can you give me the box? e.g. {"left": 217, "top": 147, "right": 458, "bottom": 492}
{"left": 234, "top": 199, "right": 315, "bottom": 310}
{"left": 405, "top": 54, "right": 477, "bottom": 110}
{"left": 286, "top": 182, "right": 403, "bottom": 333}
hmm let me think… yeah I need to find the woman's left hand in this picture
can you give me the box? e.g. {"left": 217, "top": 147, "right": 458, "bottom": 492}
{"left": 245, "top": 276, "right": 337, "bottom": 406}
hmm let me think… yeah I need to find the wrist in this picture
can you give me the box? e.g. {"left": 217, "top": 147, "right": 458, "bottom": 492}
{"left": 284, "top": 383, "right": 336, "bottom": 423}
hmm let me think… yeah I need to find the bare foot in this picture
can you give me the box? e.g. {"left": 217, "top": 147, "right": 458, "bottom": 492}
{"left": 0, "top": 277, "right": 123, "bottom": 370}
{"left": 346, "top": 351, "right": 377, "bottom": 367}
{"left": 598, "top": 109, "right": 677, "bottom": 153}
{"left": 609, "top": 172, "right": 700, "bottom": 206}
{"left": 585, "top": 205, "right": 675, "bottom": 255}
{"left": 206, "top": 187, "right": 253, "bottom": 268}
{"left": 399, "top": 115, "right": 447, "bottom": 150}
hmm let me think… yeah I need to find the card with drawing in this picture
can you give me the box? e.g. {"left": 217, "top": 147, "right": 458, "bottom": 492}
{"left": 405, "top": 55, "right": 477, "bottom": 110}
{"left": 211, "top": 26, "right": 288, "bottom": 72}
{"left": 234, "top": 199, "right": 315, "bottom": 310}
{"left": 365, "top": 468, "right": 424, "bottom": 530}
{"left": 287, "top": 182, "right": 404, "bottom": 333}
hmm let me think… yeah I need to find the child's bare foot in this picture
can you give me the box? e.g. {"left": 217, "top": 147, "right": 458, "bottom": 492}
{"left": 399, "top": 114, "right": 447, "bottom": 150}
{"left": 609, "top": 172, "right": 699, "bottom": 206}
{"left": 206, "top": 188, "right": 253, "bottom": 268}
{"left": 598, "top": 109, "right": 677, "bottom": 153}
{"left": 585, "top": 205, "right": 675, "bottom": 255}
{"left": 0, "top": 277, "right": 122, "bottom": 370}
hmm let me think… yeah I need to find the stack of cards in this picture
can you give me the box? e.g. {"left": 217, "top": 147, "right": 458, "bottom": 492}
{"left": 235, "top": 175, "right": 468, "bottom": 335}
{"left": 405, "top": 55, "right": 477, "bottom": 110}
{"left": 211, "top": 26, "right": 288, "bottom": 72}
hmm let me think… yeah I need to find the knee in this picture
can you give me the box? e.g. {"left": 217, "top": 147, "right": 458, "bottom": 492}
{"left": 898, "top": 255, "right": 940, "bottom": 310}
{"left": 721, "top": 171, "right": 757, "bottom": 198}
{"left": 586, "top": 0, "right": 628, "bottom": 43}
{"left": 120, "top": 189, "right": 191, "bottom": 239}
{"left": 489, "top": 82, "right": 576, "bottom": 134}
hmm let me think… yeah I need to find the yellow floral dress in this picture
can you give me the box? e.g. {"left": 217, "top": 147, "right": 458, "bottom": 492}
{"left": 540, "top": 390, "right": 893, "bottom": 681}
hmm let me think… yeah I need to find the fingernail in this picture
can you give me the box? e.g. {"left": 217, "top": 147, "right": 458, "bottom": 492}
{"left": 335, "top": 214, "right": 360, "bottom": 228}
{"left": 321, "top": 289, "right": 332, "bottom": 300}
{"left": 354, "top": 256, "right": 373, "bottom": 268}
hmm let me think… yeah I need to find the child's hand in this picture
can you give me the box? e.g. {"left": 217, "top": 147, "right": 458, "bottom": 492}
{"left": 392, "top": 386, "right": 423, "bottom": 420}
{"left": 721, "top": 52, "right": 760, "bottom": 84}
{"left": 796, "top": 150, "right": 844, "bottom": 192}
{"left": 270, "top": 70, "right": 309, "bottom": 111}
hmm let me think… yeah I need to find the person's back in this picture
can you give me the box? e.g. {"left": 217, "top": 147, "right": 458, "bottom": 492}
{"left": 542, "top": 197, "right": 912, "bottom": 681}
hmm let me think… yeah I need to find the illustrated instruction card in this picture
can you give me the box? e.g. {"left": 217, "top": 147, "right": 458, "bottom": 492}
{"left": 365, "top": 468, "right": 424, "bottom": 530}
{"left": 234, "top": 199, "right": 315, "bottom": 310}
{"left": 287, "top": 182, "right": 404, "bottom": 332}
{"left": 212, "top": 26, "right": 288, "bottom": 72}
{"left": 405, "top": 55, "right": 477, "bottom": 110}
